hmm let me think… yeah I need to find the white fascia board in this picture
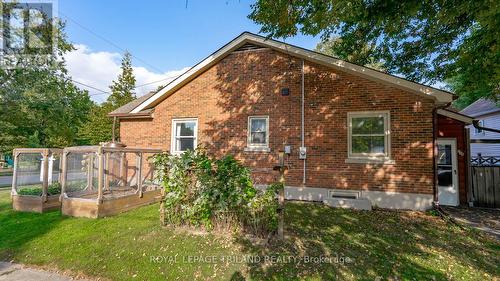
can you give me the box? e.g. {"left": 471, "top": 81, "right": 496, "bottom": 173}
{"left": 131, "top": 33, "right": 454, "bottom": 113}
{"left": 437, "top": 109, "right": 474, "bottom": 124}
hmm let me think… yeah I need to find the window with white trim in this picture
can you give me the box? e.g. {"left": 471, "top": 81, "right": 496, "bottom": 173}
{"left": 247, "top": 116, "right": 269, "bottom": 148}
{"left": 474, "top": 120, "right": 484, "bottom": 135}
{"left": 348, "top": 111, "right": 390, "bottom": 159}
{"left": 171, "top": 119, "right": 197, "bottom": 154}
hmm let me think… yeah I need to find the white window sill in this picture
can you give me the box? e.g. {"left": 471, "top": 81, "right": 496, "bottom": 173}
{"left": 244, "top": 147, "right": 271, "bottom": 152}
{"left": 345, "top": 158, "right": 395, "bottom": 165}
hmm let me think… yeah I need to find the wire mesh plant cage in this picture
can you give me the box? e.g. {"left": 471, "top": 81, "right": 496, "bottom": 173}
{"left": 11, "top": 148, "right": 63, "bottom": 213}
{"left": 60, "top": 145, "right": 162, "bottom": 218}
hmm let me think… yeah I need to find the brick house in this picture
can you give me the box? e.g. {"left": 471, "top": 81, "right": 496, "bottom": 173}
{"left": 110, "top": 32, "right": 473, "bottom": 210}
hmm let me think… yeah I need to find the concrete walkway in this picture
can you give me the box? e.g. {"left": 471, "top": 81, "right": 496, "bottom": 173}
{"left": 0, "top": 262, "right": 88, "bottom": 281}
{"left": 442, "top": 206, "right": 500, "bottom": 239}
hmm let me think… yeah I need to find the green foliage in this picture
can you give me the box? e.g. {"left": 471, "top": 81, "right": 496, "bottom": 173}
{"left": 249, "top": 0, "right": 500, "bottom": 106}
{"left": 77, "top": 103, "right": 114, "bottom": 145}
{"left": 108, "top": 52, "right": 136, "bottom": 108}
{"left": 0, "top": 19, "right": 93, "bottom": 153}
{"left": 78, "top": 52, "right": 137, "bottom": 145}
{"left": 315, "top": 37, "right": 385, "bottom": 71}
{"left": 152, "top": 149, "right": 280, "bottom": 236}
{"left": 427, "top": 209, "right": 440, "bottom": 217}
{"left": 17, "top": 182, "right": 61, "bottom": 196}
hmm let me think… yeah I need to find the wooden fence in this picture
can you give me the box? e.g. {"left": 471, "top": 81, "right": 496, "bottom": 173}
{"left": 471, "top": 165, "right": 500, "bottom": 208}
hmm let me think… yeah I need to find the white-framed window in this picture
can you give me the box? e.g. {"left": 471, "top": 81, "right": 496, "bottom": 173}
{"left": 347, "top": 111, "right": 391, "bottom": 160}
{"left": 247, "top": 116, "right": 269, "bottom": 150}
{"left": 474, "top": 120, "right": 484, "bottom": 135}
{"left": 171, "top": 118, "right": 198, "bottom": 154}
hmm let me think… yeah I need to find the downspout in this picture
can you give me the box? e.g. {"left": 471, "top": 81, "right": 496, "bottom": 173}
{"left": 108, "top": 116, "right": 126, "bottom": 148}
{"left": 432, "top": 102, "right": 452, "bottom": 208}
{"left": 301, "top": 59, "right": 306, "bottom": 185}
{"left": 112, "top": 116, "right": 118, "bottom": 142}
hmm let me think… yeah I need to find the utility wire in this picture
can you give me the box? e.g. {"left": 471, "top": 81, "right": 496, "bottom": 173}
{"left": 134, "top": 74, "right": 181, "bottom": 88}
{"left": 59, "top": 11, "right": 165, "bottom": 73}
{"left": 58, "top": 11, "right": 183, "bottom": 96}
{"left": 71, "top": 73, "right": 182, "bottom": 97}
{"left": 70, "top": 79, "right": 110, "bottom": 95}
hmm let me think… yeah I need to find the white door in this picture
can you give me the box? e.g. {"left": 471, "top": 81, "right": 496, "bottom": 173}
{"left": 437, "top": 139, "right": 459, "bottom": 206}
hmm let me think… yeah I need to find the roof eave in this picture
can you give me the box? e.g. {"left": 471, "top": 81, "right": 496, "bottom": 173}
{"left": 107, "top": 112, "right": 153, "bottom": 119}
{"left": 437, "top": 109, "right": 474, "bottom": 124}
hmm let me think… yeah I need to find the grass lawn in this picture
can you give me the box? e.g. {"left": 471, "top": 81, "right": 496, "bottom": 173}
{"left": 0, "top": 189, "right": 498, "bottom": 280}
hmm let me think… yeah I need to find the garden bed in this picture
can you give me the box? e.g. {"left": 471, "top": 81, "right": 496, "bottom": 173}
{"left": 11, "top": 148, "right": 62, "bottom": 213}
{"left": 60, "top": 146, "right": 162, "bottom": 218}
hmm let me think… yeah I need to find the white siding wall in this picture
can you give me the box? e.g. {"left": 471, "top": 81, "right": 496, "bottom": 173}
{"left": 470, "top": 143, "right": 500, "bottom": 156}
{"left": 467, "top": 113, "right": 500, "bottom": 156}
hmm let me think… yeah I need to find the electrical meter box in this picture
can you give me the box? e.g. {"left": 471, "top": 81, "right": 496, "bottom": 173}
{"left": 299, "top": 147, "right": 307, "bottom": 159}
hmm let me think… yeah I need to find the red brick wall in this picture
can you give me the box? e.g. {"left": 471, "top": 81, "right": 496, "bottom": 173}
{"left": 120, "top": 48, "right": 436, "bottom": 194}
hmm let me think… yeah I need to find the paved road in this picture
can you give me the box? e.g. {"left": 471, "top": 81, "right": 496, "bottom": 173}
{"left": 0, "top": 262, "right": 89, "bottom": 281}
{"left": 443, "top": 206, "right": 500, "bottom": 240}
{"left": 0, "top": 172, "right": 87, "bottom": 187}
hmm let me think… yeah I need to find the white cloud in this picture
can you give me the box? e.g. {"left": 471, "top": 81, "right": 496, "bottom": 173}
{"left": 64, "top": 44, "right": 189, "bottom": 103}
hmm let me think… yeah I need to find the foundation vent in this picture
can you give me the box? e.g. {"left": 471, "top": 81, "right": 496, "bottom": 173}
{"left": 328, "top": 190, "right": 361, "bottom": 199}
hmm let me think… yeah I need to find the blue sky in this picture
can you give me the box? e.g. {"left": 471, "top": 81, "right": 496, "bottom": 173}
{"left": 59, "top": 0, "right": 320, "bottom": 98}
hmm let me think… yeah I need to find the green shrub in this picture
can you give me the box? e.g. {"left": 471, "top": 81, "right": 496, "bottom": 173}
{"left": 152, "top": 149, "right": 281, "bottom": 237}
{"left": 17, "top": 182, "right": 61, "bottom": 196}
{"left": 47, "top": 182, "right": 62, "bottom": 195}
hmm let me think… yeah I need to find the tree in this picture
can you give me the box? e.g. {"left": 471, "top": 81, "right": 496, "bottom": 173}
{"left": 0, "top": 16, "right": 93, "bottom": 153}
{"left": 249, "top": 0, "right": 499, "bottom": 106}
{"left": 315, "top": 37, "right": 385, "bottom": 71}
{"left": 78, "top": 52, "right": 136, "bottom": 144}
{"left": 108, "top": 52, "right": 136, "bottom": 108}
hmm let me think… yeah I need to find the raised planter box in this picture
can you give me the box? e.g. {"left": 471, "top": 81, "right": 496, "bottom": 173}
{"left": 12, "top": 194, "right": 60, "bottom": 213}
{"left": 60, "top": 145, "right": 162, "bottom": 218}
{"left": 11, "top": 148, "right": 62, "bottom": 213}
{"left": 62, "top": 189, "right": 161, "bottom": 218}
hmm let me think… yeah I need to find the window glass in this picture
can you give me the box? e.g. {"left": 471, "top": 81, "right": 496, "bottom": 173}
{"left": 349, "top": 112, "right": 389, "bottom": 158}
{"left": 172, "top": 120, "right": 197, "bottom": 153}
{"left": 352, "top": 117, "right": 384, "bottom": 135}
{"left": 249, "top": 117, "right": 268, "bottom": 146}
{"left": 475, "top": 120, "right": 484, "bottom": 134}
{"left": 438, "top": 144, "right": 452, "bottom": 165}
{"left": 176, "top": 122, "right": 195, "bottom": 136}
{"left": 352, "top": 136, "right": 385, "bottom": 154}
{"left": 176, "top": 138, "right": 194, "bottom": 151}
{"left": 437, "top": 144, "right": 453, "bottom": 187}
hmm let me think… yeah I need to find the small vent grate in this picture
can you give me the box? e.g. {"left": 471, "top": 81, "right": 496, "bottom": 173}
{"left": 330, "top": 194, "right": 357, "bottom": 199}
{"left": 233, "top": 43, "right": 265, "bottom": 52}
{"left": 329, "top": 190, "right": 360, "bottom": 199}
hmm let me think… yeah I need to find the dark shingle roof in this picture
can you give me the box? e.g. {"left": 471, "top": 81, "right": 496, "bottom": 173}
{"left": 460, "top": 98, "right": 500, "bottom": 117}
{"left": 108, "top": 91, "right": 156, "bottom": 116}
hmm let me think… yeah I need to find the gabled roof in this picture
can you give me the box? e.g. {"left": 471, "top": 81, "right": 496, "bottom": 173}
{"left": 459, "top": 98, "right": 500, "bottom": 118}
{"left": 108, "top": 91, "right": 156, "bottom": 117}
{"left": 122, "top": 32, "right": 454, "bottom": 114}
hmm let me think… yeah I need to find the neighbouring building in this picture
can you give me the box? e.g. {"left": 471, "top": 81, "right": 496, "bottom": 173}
{"left": 460, "top": 98, "right": 500, "bottom": 157}
{"left": 110, "top": 32, "right": 473, "bottom": 210}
